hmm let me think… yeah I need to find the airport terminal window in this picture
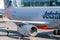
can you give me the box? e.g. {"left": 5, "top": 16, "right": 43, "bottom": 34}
{"left": 5, "top": 0, "right": 60, "bottom": 7}
{"left": 57, "top": 2, "right": 60, "bottom": 6}
{"left": 20, "top": 0, "right": 60, "bottom": 7}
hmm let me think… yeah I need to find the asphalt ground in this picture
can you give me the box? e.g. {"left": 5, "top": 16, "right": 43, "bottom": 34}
{"left": 0, "top": 22, "right": 60, "bottom": 40}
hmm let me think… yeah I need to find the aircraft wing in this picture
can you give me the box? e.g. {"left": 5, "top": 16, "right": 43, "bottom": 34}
{"left": 0, "top": 20, "right": 49, "bottom": 24}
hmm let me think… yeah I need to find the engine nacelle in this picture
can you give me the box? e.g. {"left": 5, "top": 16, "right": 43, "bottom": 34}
{"left": 17, "top": 24, "right": 37, "bottom": 36}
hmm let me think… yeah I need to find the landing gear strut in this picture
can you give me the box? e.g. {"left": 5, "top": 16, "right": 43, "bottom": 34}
{"left": 53, "top": 29, "right": 60, "bottom": 35}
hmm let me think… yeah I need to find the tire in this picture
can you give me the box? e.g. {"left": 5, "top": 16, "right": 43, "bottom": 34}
{"left": 57, "top": 30, "right": 60, "bottom": 35}
{"left": 53, "top": 30, "right": 56, "bottom": 35}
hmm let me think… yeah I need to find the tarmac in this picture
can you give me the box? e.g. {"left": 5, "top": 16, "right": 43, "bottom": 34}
{"left": 0, "top": 17, "right": 60, "bottom": 40}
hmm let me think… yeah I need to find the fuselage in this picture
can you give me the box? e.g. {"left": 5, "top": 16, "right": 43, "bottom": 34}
{"left": 6, "top": 7, "right": 60, "bottom": 30}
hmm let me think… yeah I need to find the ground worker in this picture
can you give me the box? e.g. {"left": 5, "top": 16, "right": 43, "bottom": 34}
{"left": 6, "top": 27, "right": 9, "bottom": 36}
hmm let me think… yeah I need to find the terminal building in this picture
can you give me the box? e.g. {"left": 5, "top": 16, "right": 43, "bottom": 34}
{"left": 4, "top": 0, "right": 60, "bottom": 7}
{"left": 5, "top": 0, "right": 60, "bottom": 7}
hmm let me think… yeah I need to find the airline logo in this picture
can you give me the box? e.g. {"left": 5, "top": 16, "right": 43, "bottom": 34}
{"left": 43, "top": 11, "right": 60, "bottom": 19}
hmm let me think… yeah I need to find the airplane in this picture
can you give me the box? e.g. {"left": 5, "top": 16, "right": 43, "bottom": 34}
{"left": 0, "top": 0, "right": 60, "bottom": 37}
{"left": 1, "top": 7, "right": 59, "bottom": 36}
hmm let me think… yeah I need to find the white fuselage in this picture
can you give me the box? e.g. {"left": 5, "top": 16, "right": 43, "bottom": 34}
{"left": 7, "top": 7, "right": 60, "bottom": 29}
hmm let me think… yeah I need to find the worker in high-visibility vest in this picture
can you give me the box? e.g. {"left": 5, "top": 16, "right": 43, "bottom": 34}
{"left": 6, "top": 27, "right": 9, "bottom": 36}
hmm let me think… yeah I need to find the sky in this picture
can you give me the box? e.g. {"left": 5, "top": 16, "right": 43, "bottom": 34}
{"left": 0, "top": 0, "right": 5, "bottom": 9}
